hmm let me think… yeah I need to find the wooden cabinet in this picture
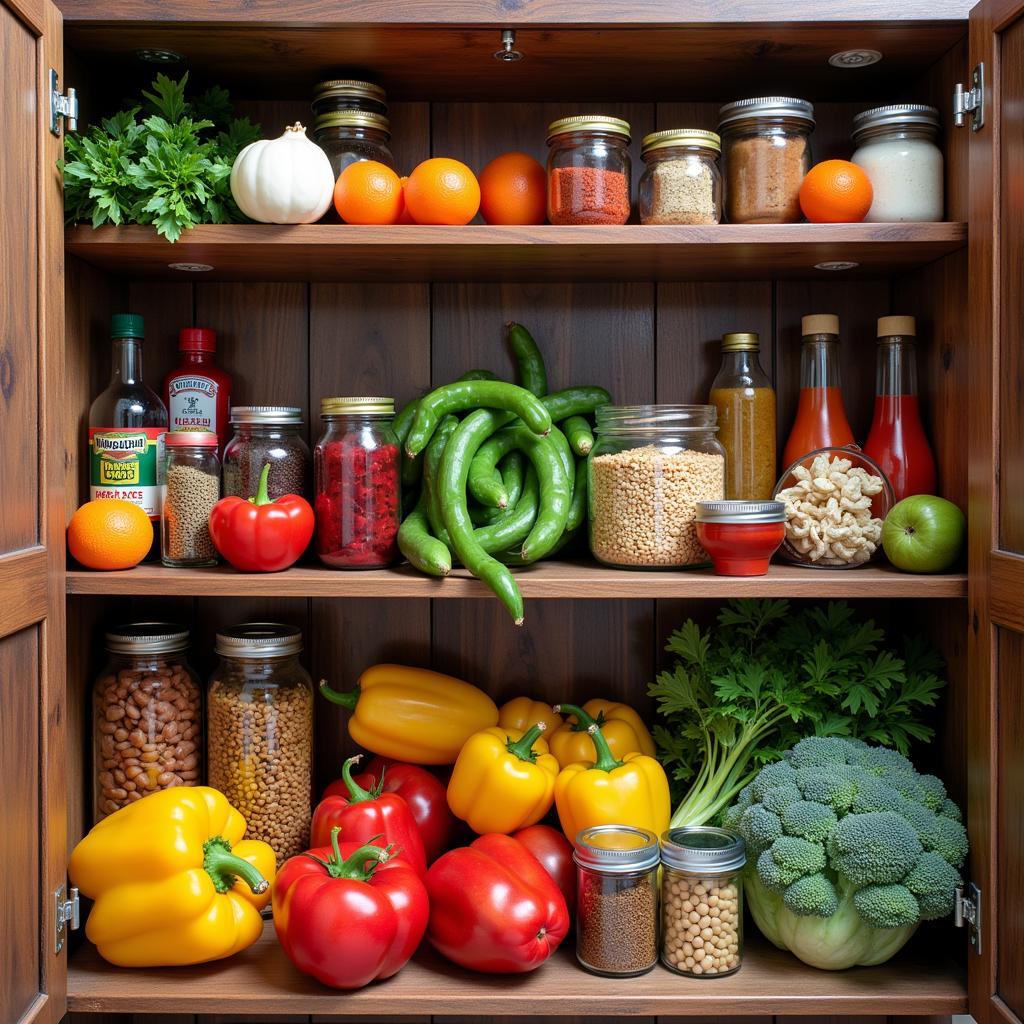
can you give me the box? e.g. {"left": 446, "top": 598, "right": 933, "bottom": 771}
{"left": 3, "top": 1, "right": 1022, "bottom": 1022}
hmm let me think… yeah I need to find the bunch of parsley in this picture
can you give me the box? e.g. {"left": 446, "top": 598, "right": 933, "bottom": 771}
{"left": 61, "top": 73, "right": 261, "bottom": 242}
{"left": 649, "top": 599, "right": 945, "bottom": 829}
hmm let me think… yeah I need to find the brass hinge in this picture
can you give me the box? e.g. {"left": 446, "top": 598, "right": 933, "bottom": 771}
{"left": 54, "top": 883, "right": 80, "bottom": 954}
{"left": 49, "top": 68, "right": 78, "bottom": 137}
{"left": 954, "top": 881, "right": 982, "bottom": 954}
{"left": 953, "top": 64, "right": 985, "bottom": 132}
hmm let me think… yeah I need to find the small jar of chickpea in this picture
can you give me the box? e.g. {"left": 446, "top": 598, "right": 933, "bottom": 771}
{"left": 660, "top": 826, "right": 745, "bottom": 977}
{"left": 207, "top": 624, "right": 314, "bottom": 866}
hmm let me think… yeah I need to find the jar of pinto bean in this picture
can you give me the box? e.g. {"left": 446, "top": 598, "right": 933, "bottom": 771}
{"left": 92, "top": 623, "right": 202, "bottom": 822}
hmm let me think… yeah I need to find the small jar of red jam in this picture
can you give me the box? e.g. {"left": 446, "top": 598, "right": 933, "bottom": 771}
{"left": 695, "top": 500, "right": 786, "bottom": 576}
{"left": 314, "top": 397, "right": 401, "bottom": 569}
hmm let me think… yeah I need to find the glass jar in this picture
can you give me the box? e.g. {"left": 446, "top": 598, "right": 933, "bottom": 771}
{"left": 207, "top": 624, "right": 314, "bottom": 866}
{"left": 546, "top": 115, "right": 632, "bottom": 225}
{"left": 314, "top": 397, "right": 401, "bottom": 568}
{"left": 661, "top": 826, "right": 746, "bottom": 977}
{"left": 709, "top": 332, "right": 777, "bottom": 500}
{"left": 695, "top": 500, "right": 786, "bottom": 577}
{"left": 311, "top": 78, "right": 388, "bottom": 118}
{"left": 161, "top": 431, "right": 220, "bottom": 567}
{"left": 639, "top": 129, "right": 722, "bottom": 225}
{"left": 223, "top": 406, "right": 311, "bottom": 501}
{"left": 851, "top": 104, "right": 943, "bottom": 222}
{"left": 718, "top": 97, "right": 815, "bottom": 224}
{"left": 93, "top": 623, "right": 202, "bottom": 822}
{"left": 574, "top": 825, "right": 660, "bottom": 977}
{"left": 587, "top": 405, "right": 726, "bottom": 569}
{"left": 313, "top": 111, "right": 395, "bottom": 179}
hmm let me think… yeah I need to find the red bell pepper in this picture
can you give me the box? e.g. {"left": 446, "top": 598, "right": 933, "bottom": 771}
{"left": 425, "top": 832, "right": 569, "bottom": 973}
{"left": 273, "top": 828, "right": 428, "bottom": 989}
{"left": 312, "top": 756, "right": 427, "bottom": 876}
{"left": 511, "top": 824, "right": 576, "bottom": 916}
{"left": 325, "top": 756, "right": 454, "bottom": 864}
{"left": 208, "top": 463, "right": 314, "bottom": 572}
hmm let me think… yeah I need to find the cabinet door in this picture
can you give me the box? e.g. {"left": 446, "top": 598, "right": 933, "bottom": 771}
{"left": 969, "top": 2, "right": 1024, "bottom": 1024}
{"left": 0, "top": 0, "right": 67, "bottom": 1021}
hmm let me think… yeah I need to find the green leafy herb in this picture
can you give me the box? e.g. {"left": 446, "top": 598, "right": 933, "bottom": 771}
{"left": 649, "top": 600, "right": 945, "bottom": 829}
{"left": 60, "top": 73, "right": 261, "bottom": 243}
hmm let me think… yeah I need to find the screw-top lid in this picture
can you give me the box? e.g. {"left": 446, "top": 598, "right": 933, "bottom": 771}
{"left": 165, "top": 430, "right": 219, "bottom": 448}
{"left": 877, "top": 315, "right": 916, "bottom": 338}
{"left": 230, "top": 406, "right": 303, "bottom": 426}
{"left": 321, "top": 396, "right": 395, "bottom": 417}
{"left": 179, "top": 327, "right": 216, "bottom": 352}
{"left": 721, "top": 332, "right": 760, "bottom": 352}
{"left": 574, "top": 825, "right": 661, "bottom": 874}
{"left": 852, "top": 103, "right": 939, "bottom": 144}
{"left": 111, "top": 313, "right": 144, "bottom": 339}
{"left": 718, "top": 96, "right": 815, "bottom": 130}
{"left": 215, "top": 623, "right": 303, "bottom": 658}
{"left": 105, "top": 622, "right": 189, "bottom": 655}
{"left": 661, "top": 826, "right": 746, "bottom": 874}
{"left": 696, "top": 500, "right": 786, "bottom": 524}
{"left": 802, "top": 313, "right": 840, "bottom": 337}
{"left": 312, "top": 78, "right": 387, "bottom": 107}
{"left": 313, "top": 110, "right": 391, "bottom": 136}
{"left": 547, "top": 115, "right": 631, "bottom": 143}
{"left": 641, "top": 128, "right": 721, "bottom": 156}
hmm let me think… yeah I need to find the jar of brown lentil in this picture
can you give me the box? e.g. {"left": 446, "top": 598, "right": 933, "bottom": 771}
{"left": 660, "top": 826, "right": 745, "bottom": 977}
{"left": 574, "top": 825, "right": 660, "bottom": 977}
{"left": 546, "top": 115, "right": 632, "bottom": 225}
{"left": 160, "top": 431, "right": 220, "bottom": 567}
{"left": 222, "top": 406, "right": 311, "bottom": 501}
{"left": 718, "top": 97, "right": 815, "bottom": 224}
{"left": 93, "top": 624, "right": 202, "bottom": 822}
{"left": 639, "top": 129, "right": 722, "bottom": 225}
{"left": 207, "top": 624, "right": 314, "bottom": 866}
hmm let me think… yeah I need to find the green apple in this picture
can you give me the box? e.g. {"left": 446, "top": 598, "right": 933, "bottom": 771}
{"left": 882, "top": 495, "right": 966, "bottom": 573}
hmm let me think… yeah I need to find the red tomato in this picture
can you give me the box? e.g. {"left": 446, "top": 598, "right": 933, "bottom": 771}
{"left": 512, "top": 824, "right": 577, "bottom": 916}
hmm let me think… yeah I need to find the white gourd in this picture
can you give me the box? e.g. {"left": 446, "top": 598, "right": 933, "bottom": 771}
{"left": 230, "top": 122, "right": 335, "bottom": 224}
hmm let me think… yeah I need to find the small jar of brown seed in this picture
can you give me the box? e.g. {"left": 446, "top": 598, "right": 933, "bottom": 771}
{"left": 660, "top": 826, "right": 746, "bottom": 977}
{"left": 160, "top": 431, "right": 220, "bottom": 567}
{"left": 574, "top": 825, "right": 661, "bottom": 977}
{"left": 92, "top": 623, "right": 203, "bottom": 823}
{"left": 207, "top": 624, "right": 314, "bottom": 867}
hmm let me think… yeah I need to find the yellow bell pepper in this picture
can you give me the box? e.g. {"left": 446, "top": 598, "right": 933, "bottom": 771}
{"left": 67, "top": 786, "right": 275, "bottom": 967}
{"left": 447, "top": 722, "right": 559, "bottom": 834}
{"left": 498, "top": 695, "right": 564, "bottom": 734}
{"left": 320, "top": 663, "right": 498, "bottom": 765}
{"left": 554, "top": 719, "right": 671, "bottom": 842}
{"left": 548, "top": 700, "right": 657, "bottom": 768}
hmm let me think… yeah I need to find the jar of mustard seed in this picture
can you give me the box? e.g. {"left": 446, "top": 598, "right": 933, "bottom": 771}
{"left": 639, "top": 129, "right": 722, "bottom": 225}
{"left": 546, "top": 115, "right": 632, "bottom": 225}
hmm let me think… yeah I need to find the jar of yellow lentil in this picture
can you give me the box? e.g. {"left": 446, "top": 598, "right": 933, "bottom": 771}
{"left": 638, "top": 129, "right": 722, "bottom": 225}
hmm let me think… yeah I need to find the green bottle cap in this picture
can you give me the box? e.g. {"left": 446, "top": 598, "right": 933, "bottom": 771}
{"left": 110, "top": 314, "right": 144, "bottom": 339}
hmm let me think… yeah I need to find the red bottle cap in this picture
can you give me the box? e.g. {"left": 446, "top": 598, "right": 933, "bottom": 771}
{"left": 179, "top": 327, "right": 216, "bottom": 352}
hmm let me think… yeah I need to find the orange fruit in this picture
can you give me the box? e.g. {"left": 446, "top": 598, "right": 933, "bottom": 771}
{"left": 479, "top": 151, "right": 547, "bottom": 225}
{"left": 404, "top": 157, "right": 481, "bottom": 226}
{"left": 67, "top": 499, "right": 153, "bottom": 570}
{"left": 334, "top": 161, "right": 404, "bottom": 225}
{"left": 799, "top": 160, "right": 874, "bottom": 223}
{"left": 396, "top": 175, "right": 415, "bottom": 224}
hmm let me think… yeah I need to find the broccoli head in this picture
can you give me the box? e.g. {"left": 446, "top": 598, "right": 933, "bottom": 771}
{"left": 750, "top": 760, "right": 798, "bottom": 800}
{"left": 782, "top": 872, "right": 840, "bottom": 917}
{"left": 781, "top": 800, "right": 838, "bottom": 843}
{"left": 827, "top": 811, "right": 923, "bottom": 885}
{"left": 853, "top": 883, "right": 920, "bottom": 929}
{"left": 796, "top": 763, "right": 862, "bottom": 813}
{"left": 787, "top": 736, "right": 855, "bottom": 769}
{"left": 737, "top": 803, "right": 784, "bottom": 856}
{"left": 901, "top": 801, "right": 970, "bottom": 868}
{"left": 762, "top": 784, "right": 804, "bottom": 816}
{"left": 904, "top": 851, "right": 962, "bottom": 920}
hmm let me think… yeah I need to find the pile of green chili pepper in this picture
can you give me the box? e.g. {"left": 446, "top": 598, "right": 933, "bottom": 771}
{"left": 394, "top": 322, "right": 609, "bottom": 625}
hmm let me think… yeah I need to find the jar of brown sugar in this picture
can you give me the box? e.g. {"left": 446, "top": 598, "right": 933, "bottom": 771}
{"left": 639, "top": 129, "right": 722, "bottom": 225}
{"left": 546, "top": 115, "right": 632, "bottom": 225}
{"left": 719, "top": 97, "right": 815, "bottom": 224}
{"left": 574, "top": 824, "right": 660, "bottom": 976}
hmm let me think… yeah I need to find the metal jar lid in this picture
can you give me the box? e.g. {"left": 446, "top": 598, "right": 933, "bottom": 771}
{"left": 230, "top": 406, "right": 303, "bottom": 427}
{"left": 105, "top": 623, "right": 190, "bottom": 655}
{"left": 321, "top": 396, "right": 395, "bottom": 417}
{"left": 852, "top": 103, "right": 939, "bottom": 144}
{"left": 641, "top": 128, "right": 721, "bottom": 156}
{"left": 215, "top": 623, "right": 303, "bottom": 659}
{"left": 718, "top": 96, "right": 815, "bottom": 130}
{"left": 165, "top": 430, "right": 218, "bottom": 448}
{"left": 721, "top": 331, "right": 760, "bottom": 352}
{"left": 313, "top": 110, "right": 391, "bottom": 136}
{"left": 573, "top": 825, "right": 661, "bottom": 873}
{"left": 661, "top": 826, "right": 746, "bottom": 873}
{"left": 547, "top": 114, "right": 631, "bottom": 144}
{"left": 696, "top": 500, "right": 786, "bottom": 524}
{"left": 312, "top": 78, "right": 387, "bottom": 107}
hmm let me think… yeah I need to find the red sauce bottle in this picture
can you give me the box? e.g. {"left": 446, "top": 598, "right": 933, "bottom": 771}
{"left": 782, "top": 314, "right": 855, "bottom": 469}
{"left": 863, "top": 316, "right": 937, "bottom": 501}
{"left": 163, "top": 328, "right": 232, "bottom": 452}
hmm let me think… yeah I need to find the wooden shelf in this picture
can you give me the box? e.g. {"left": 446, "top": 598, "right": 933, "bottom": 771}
{"left": 64, "top": 223, "right": 966, "bottom": 283}
{"left": 66, "top": 559, "right": 967, "bottom": 599}
{"left": 67, "top": 931, "right": 967, "bottom": 1016}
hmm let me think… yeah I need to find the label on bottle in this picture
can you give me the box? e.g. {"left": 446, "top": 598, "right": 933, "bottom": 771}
{"left": 89, "top": 428, "right": 165, "bottom": 519}
{"left": 167, "top": 374, "right": 220, "bottom": 433}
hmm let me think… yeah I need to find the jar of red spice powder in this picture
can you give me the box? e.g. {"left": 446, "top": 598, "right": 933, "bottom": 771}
{"left": 314, "top": 397, "right": 401, "bottom": 569}
{"left": 546, "top": 115, "right": 632, "bottom": 225}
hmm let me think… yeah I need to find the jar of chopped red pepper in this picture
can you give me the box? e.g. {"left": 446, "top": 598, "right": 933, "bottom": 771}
{"left": 314, "top": 397, "right": 401, "bottom": 569}
{"left": 546, "top": 115, "right": 632, "bottom": 225}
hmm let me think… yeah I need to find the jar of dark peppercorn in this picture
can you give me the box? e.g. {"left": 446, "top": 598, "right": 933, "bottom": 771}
{"left": 314, "top": 397, "right": 401, "bottom": 569}
{"left": 223, "top": 406, "right": 311, "bottom": 501}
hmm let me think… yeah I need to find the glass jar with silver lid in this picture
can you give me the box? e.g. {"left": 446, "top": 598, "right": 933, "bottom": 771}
{"left": 851, "top": 104, "right": 943, "bottom": 222}
{"left": 222, "top": 405, "right": 311, "bottom": 501}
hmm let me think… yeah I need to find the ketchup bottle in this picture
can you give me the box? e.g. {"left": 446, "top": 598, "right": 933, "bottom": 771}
{"left": 163, "top": 328, "right": 232, "bottom": 452}
{"left": 863, "top": 316, "right": 937, "bottom": 501}
{"left": 782, "top": 314, "right": 855, "bottom": 469}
